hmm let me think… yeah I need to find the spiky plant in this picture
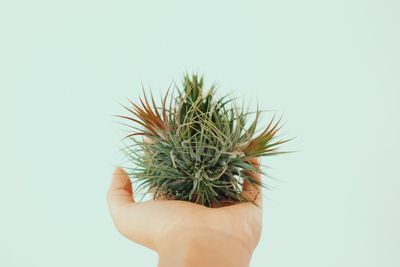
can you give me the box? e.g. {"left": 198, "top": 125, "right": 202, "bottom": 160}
{"left": 118, "top": 73, "right": 291, "bottom": 207}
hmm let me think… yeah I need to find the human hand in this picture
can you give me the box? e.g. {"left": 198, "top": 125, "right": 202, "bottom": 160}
{"left": 107, "top": 159, "right": 263, "bottom": 267}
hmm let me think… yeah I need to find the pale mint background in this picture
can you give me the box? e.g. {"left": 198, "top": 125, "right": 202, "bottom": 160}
{"left": 1, "top": 1, "right": 399, "bottom": 266}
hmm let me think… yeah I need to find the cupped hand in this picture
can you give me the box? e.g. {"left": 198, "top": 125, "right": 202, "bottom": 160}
{"left": 106, "top": 159, "right": 263, "bottom": 267}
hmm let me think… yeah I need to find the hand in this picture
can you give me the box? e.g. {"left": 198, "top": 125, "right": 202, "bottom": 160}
{"left": 107, "top": 159, "right": 263, "bottom": 267}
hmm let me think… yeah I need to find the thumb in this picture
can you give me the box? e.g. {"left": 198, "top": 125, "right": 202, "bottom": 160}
{"left": 107, "top": 167, "right": 134, "bottom": 215}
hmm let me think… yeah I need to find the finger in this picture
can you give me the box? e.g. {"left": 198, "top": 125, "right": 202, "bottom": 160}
{"left": 107, "top": 168, "right": 153, "bottom": 248}
{"left": 107, "top": 167, "right": 134, "bottom": 215}
{"left": 241, "top": 158, "right": 262, "bottom": 207}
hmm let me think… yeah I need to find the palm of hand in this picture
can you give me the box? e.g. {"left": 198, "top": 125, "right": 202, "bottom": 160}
{"left": 107, "top": 166, "right": 262, "bottom": 256}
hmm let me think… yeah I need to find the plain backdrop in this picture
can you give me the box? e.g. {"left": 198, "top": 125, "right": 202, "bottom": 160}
{"left": 1, "top": 0, "right": 399, "bottom": 266}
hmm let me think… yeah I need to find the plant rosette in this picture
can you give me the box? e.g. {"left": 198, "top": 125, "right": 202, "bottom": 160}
{"left": 117, "top": 73, "right": 292, "bottom": 207}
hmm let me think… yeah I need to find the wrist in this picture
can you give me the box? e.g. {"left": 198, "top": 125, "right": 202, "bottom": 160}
{"left": 156, "top": 228, "right": 252, "bottom": 267}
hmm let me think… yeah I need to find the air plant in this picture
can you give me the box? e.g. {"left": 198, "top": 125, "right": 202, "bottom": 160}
{"left": 117, "top": 73, "right": 291, "bottom": 207}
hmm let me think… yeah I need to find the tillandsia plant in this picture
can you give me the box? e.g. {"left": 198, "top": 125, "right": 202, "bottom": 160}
{"left": 117, "top": 73, "right": 291, "bottom": 207}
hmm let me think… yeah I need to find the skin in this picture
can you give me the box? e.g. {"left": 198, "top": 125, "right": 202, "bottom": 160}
{"left": 106, "top": 158, "right": 262, "bottom": 267}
